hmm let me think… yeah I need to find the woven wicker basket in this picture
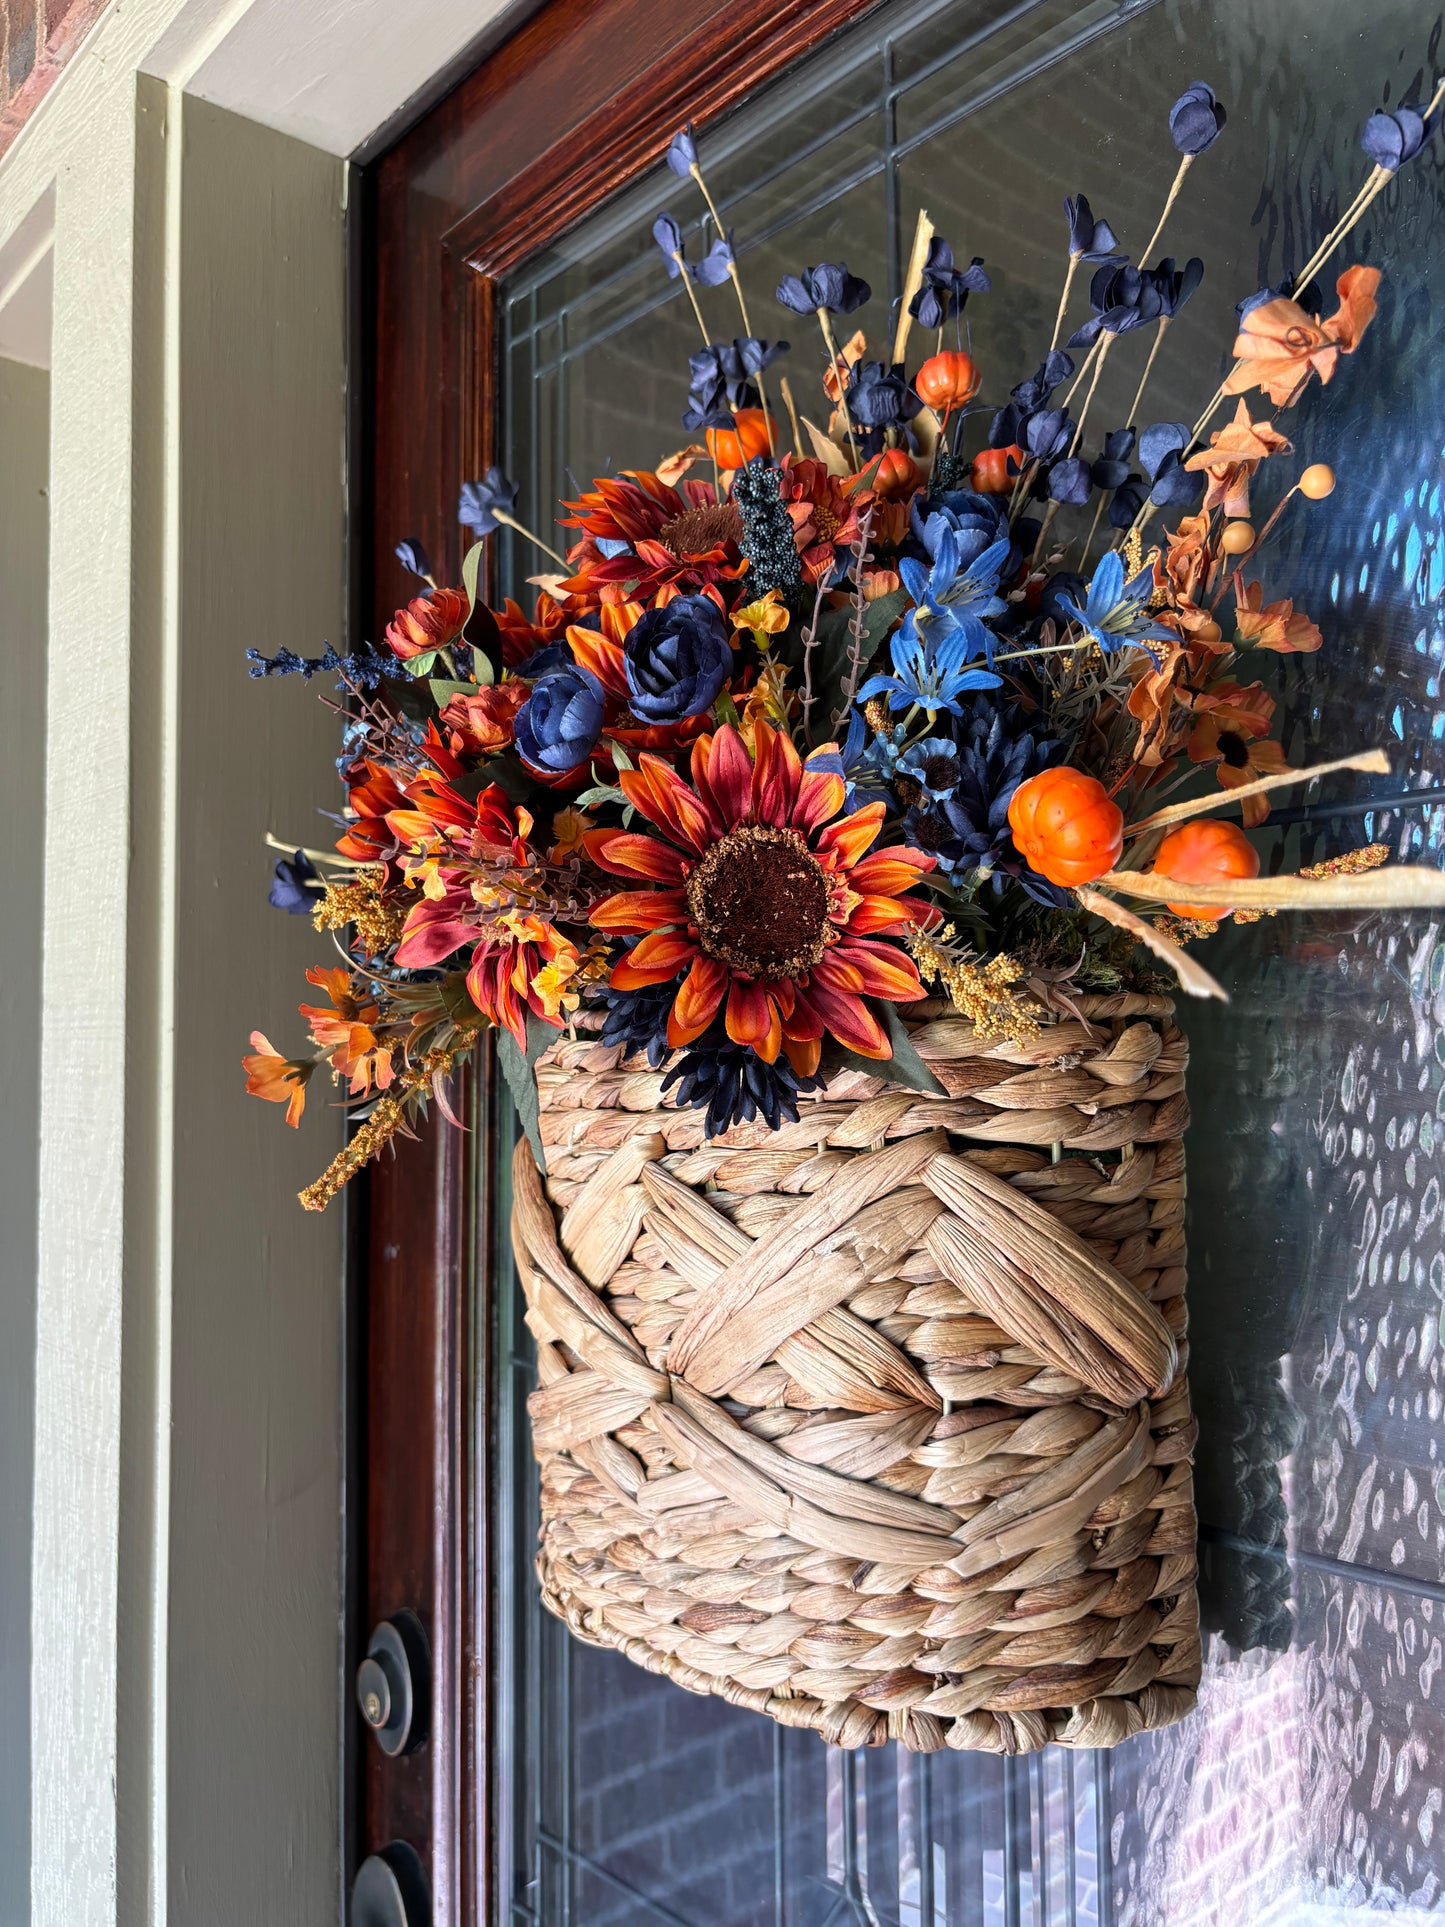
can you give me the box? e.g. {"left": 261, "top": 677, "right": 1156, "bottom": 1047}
{"left": 510, "top": 993, "right": 1200, "bottom": 1754}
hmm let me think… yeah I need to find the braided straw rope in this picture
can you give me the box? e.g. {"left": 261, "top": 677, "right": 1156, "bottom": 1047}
{"left": 511, "top": 993, "right": 1200, "bottom": 1754}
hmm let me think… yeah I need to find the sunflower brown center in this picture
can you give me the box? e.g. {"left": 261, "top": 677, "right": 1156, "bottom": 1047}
{"left": 658, "top": 502, "right": 744, "bottom": 558}
{"left": 686, "top": 825, "right": 830, "bottom": 979}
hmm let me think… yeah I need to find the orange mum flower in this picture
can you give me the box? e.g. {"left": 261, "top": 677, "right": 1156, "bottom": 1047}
{"left": 438, "top": 679, "right": 530, "bottom": 754}
{"left": 587, "top": 720, "right": 933, "bottom": 1073}
{"left": 384, "top": 586, "right": 470, "bottom": 661}
{"left": 1223, "top": 266, "right": 1381, "bottom": 407}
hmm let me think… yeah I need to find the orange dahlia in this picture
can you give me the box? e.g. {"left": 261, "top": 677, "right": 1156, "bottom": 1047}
{"left": 586, "top": 720, "right": 934, "bottom": 1073}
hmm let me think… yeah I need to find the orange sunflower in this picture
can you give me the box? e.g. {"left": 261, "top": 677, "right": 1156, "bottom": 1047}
{"left": 586, "top": 720, "right": 934, "bottom": 1073}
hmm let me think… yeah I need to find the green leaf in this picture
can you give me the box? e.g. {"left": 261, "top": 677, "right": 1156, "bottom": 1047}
{"left": 821, "top": 999, "right": 945, "bottom": 1096}
{"left": 404, "top": 649, "right": 442, "bottom": 679}
{"left": 610, "top": 741, "right": 635, "bottom": 773}
{"left": 810, "top": 588, "right": 909, "bottom": 731}
{"left": 496, "top": 1010, "right": 557, "bottom": 1172}
{"left": 459, "top": 540, "right": 498, "bottom": 684}
{"left": 429, "top": 677, "right": 477, "bottom": 707}
{"left": 575, "top": 783, "right": 627, "bottom": 810}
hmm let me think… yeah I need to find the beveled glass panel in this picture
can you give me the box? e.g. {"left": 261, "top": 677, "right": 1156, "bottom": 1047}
{"left": 491, "top": 0, "right": 1445, "bottom": 1917}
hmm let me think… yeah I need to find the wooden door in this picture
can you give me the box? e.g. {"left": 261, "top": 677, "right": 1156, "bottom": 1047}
{"left": 359, "top": 0, "right": 1445, "bottom": 1919}
{"left": 360, "top": 7, "right": 884, "bottom": 1919}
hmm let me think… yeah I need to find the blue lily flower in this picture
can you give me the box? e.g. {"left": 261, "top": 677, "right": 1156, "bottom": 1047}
{"left": 812, "top": 707, "right": 898, "bottom": 809}
{"left": 856, "top": 623, "right": 1002, "bottom": 716}
{"left": 1057, "top": 550, "right": 1176, "bottom": 658}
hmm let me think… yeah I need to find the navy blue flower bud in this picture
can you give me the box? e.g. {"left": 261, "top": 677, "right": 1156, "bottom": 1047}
{"left": 458, "top": 467, "right": 518, "bottom": 537}
{"left": 1237, "top": 277, "right": 1322, "bottom": 322}
{"left": 1063, "top": 194, "right": 1127, "bottom": 265}
{"left": 775, "top": 262, "right": 871, "bottom": 316}
{"left": 693, "top": 233, "right": 736, "bottom": 287}
{"left": 666, "top": 123, "right": 699, "bottom": 177}
{"left": 652, "top": 212, "right": 687, "bottom": 279}
{"left": 1045, "top": 458, "right": 1091, "bottom": 507}
{"left": 908, "top": 238, "right": 991, "bottom": 328}
{"left": 623, "top": 594, "right": 732, "bottom": 723}
{"left": 394, "top": 537, "right": 432, "bottom": 579}
{"left": 1091, "top": 428, "right": 1135, "bottom": 491}
{"left": 269, "top": 850, "right": 324, "bottom": 915}
{"left": 1170, "top": 81, "right": 1226, "bottom": 155}
{"left": 845, "top": 360, "right": 918, "bottom": 428}
{"left": 1361, "top": 103, "right": 1439, "bottom": 172}
{"left": 515, "top": 664, "right": 606, "bottom": 773}
{"left": 1151, "top": 255, "right": 1204, "bottom": 320}
{"left": 1139, "top": 422, "right": 1201, "bottom": 507}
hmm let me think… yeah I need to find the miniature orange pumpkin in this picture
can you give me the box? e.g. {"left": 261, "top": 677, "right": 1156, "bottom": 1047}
{"left": 914, "top": 350, "right": 982, "bottom": 414}
{"left": 706, "top": 409, "right": 776, "bottom": 469}
{"left": 971, "top": 444, "right": 1026, "bottom": 495}
{"left": 1150, "top": 818, "right": 1259, "bottom": 919}
{"left": 1008, "top": 768, "right": 1125, "bottom": 888}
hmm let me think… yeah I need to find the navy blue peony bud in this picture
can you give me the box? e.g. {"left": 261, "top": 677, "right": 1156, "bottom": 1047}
{"left": 515, "top": 664, "right": 606, "bottom": 773}
{"left": 623, "top": 595, "right": 732, "bottom": 723}
{"left": 269, "top": 849, "right": 324, "bottom": 914}
{"left": 1063, "top": 194, "right": 1127, "bottom": 265}
{"left": 1169, "top": 81, "right": 1226, "bottom": 155}
{"left": 666, "top": 123, "right": 699, "bottom": 177}
{"left": 1361, "top": 102, "right": 1439, "bottom": 172}
{"left": 394, "top": 537, "right": 432, "bottom": 579}
{"left": 459, "top": 466, "right": 518, "bottom": 537}
{"left": 775, "top": 262, "right": 871, "bottom": 316}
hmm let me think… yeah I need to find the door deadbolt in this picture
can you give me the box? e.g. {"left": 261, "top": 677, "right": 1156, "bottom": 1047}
{"left": 356, "top": 1610, "right": 430, "bottom": 1757}
{"left": 351, "top": 1842, "right": 430, "bottom": 1926}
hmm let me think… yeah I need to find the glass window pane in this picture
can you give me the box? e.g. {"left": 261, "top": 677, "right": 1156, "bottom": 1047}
{"left": 491, "top": 0, "right": 1445, "bottom": 1917}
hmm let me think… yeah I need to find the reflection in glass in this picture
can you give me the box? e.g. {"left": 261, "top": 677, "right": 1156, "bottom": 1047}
{"left": 490, "top": 0, "right": 1445, "bottom": 1918}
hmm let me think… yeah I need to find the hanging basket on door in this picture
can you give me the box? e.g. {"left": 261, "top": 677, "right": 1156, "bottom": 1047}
{"left": 246, "top": 79, "right": 1445, "bottom": 1747}
{"left": 511, "top": 993, "right": 1200, "bottom": 1754}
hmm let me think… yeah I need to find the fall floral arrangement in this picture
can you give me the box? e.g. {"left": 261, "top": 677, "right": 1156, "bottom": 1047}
{"left": 247, "top": 80, "right": 1445, "bottom": 1211}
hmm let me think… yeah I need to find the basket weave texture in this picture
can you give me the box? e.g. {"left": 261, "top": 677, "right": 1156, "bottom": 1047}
{"left": 511, "top": 993, "right": 1200, "bottom": 1754}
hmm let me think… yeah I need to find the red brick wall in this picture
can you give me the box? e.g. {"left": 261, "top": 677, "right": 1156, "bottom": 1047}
{"left": 0, "top": 0, "right": 109, "bottom": 157}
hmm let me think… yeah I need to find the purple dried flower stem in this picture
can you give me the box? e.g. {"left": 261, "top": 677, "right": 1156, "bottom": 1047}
{"left": 686, "top": 159, "right": 777, "bottom": 458}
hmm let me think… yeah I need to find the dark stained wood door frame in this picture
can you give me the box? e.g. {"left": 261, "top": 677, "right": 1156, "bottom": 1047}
{"left": 361, "top": 4, "right": 883, "bottom": 1919}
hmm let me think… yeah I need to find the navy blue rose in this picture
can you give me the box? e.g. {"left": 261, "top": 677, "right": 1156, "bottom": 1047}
{"left": 515, "top": 664, "right": 606, "bottom": 773}
{"left": 623, "top": 595, "right": 732, "bottom": 723}
{"left": 1169, "top": 82, "right": 1226, "bottom": 155}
